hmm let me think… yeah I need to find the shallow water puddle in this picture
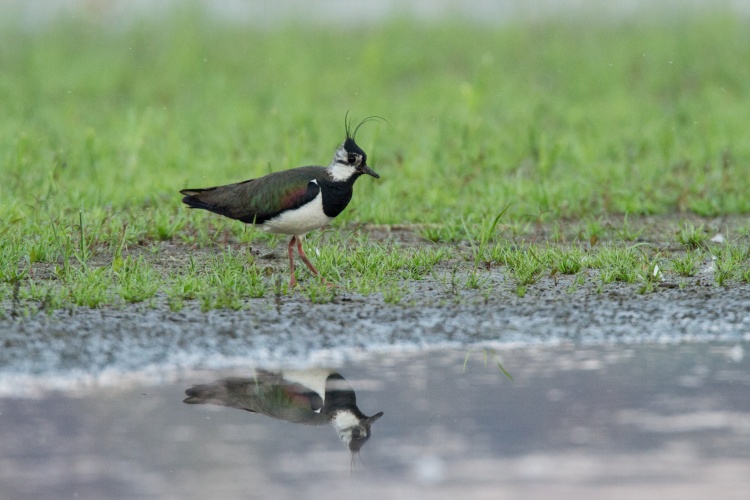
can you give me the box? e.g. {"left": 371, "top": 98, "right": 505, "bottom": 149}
{"left": 1, "top": 342, "right": 749, "bottom": 499}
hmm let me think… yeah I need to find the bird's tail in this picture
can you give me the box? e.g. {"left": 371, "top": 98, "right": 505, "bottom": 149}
{"left": 183, "top": 382, "right": 228, "bottom": 405}
{"left": 180, "top": 188, "right": 218, "bottom": 211}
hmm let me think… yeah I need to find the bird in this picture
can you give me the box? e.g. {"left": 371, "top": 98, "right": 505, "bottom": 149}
{"left": 184, "top": 368, "right": 384, "bottom": 453}
{"left": 180, "top": 116, "right": 382, "bottom": 287}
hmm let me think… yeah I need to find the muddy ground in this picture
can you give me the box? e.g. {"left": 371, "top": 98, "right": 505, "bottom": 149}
{"left": 1, "top": 215, "right": 749, "bottom": 389}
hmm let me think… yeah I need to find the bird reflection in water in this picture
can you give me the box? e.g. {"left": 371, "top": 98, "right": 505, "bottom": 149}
{"left": 184, "top": 369, "right": 383, "bottom": 454}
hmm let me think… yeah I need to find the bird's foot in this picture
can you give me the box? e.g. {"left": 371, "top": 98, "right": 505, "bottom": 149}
{"left": 287, "top": 274, "right": 334, "bottom": 289}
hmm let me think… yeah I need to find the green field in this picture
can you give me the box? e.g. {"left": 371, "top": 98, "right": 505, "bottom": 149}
{"left": 2, "top": 8, "right": 750, "bottom": 311}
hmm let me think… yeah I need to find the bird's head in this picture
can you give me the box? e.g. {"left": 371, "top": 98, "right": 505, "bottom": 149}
{"left": 328, "top": 114, "right": 384, "bottom": 181}
{"left": 332, "top": 410, "right": 384, "bottom": 452}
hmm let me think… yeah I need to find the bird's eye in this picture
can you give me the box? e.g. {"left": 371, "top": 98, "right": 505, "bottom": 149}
{"left": 347, "top": 153, "right": 358, "bottom": 164}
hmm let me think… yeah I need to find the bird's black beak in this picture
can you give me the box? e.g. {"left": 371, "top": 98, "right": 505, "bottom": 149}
{"left": 366, "top": 411, "right": 384, "bottom": 425}
{"left": 360, "top": 164, "right": 380, "bottom": 179}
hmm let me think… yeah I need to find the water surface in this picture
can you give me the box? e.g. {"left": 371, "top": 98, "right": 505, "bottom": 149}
{"left": 2, "top": 342, "right": 748, "bottom": 499}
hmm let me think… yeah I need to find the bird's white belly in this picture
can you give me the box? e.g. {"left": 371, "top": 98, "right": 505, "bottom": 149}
{"left": 262, "top": 192, "right": 332, "bottom": 236}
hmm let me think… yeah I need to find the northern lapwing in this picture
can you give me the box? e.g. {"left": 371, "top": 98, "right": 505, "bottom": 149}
{"left": 180, "top": 116, "right": 382, "bottom": 287}
{"left": 184, "top": 368, "right": 384, "bottom": 453}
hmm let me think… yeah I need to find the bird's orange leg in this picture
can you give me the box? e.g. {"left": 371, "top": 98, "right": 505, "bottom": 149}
{"left": 296, "top": 236, "right": 321, "bottom": 278}
{"left": 288, "top": 236, "right": 298, "bottom": 288}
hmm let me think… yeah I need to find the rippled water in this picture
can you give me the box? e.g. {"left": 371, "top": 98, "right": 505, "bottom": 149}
{"left": 2, "top": 342, "right": 749, "bottom": 499}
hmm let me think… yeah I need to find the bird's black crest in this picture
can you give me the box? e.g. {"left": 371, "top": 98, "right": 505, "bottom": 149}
{"left": 343, "top": 137, "right": 366, "bottom": 156}
{"left": 344, "top": 112, "right": 387, "bottom": 142}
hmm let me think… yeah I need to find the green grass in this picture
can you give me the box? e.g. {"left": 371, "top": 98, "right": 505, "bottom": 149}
{"left": 676, "top": 221, "right": 710, "bottom": 250}
{"left": 2, "top": 8, "right": 750, "bottom": 311}
{"left": 671, "top": 250, "right": 702, "bottom": 277}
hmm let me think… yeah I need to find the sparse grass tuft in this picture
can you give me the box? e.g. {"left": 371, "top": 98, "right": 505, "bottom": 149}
{"left": 711, "top": 242, "right": 749, "bottom": 287}
{"left": 489, "top": 242, "right": 547, "bottom": 290}
{"left": 68, "top": 267, "right": 113, "bottom": 308}
{"left": 553, "top": 247, "right": 584, "bottom": 275}
{"left": 114, "top": 256, "right": 160, "bottom": 303}
{"left": 313, "top": 235, "right": 450, "bottom": 290}
{"left": 612, "top": 215, "right": 646, "bottom": 242}
{"left": 592, "top": 246, "right": 642, "bottom": 285}
{"left": 677, "top": 222, "right": 710, "bottom": 250}
{"left": 671, "top": 250, "right": 702, "bottom": 277}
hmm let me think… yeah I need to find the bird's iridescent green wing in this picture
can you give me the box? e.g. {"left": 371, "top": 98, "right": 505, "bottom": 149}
{"left": 181, "top": 166, "right": 325, "bottom": 223}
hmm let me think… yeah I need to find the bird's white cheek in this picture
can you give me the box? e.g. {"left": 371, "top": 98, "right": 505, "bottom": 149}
{"left": 328, "top": 163, "right": 356, "bottom": 182}
{"left": 333, "top": 411, "right": 360, "bottom": 429}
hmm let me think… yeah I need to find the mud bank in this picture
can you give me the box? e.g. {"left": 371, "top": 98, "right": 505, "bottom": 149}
{"left": 2, "top": 275, "right": 749, "bottom": 391}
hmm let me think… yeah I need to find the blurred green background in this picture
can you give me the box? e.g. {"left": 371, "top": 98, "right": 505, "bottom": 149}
{"left": 3, "top": 1, "right": 749, "bottom": 223}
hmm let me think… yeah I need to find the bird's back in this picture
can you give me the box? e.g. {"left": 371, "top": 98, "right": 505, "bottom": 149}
{"left": 181, "top": 166, "right": 328, "bottom": 224}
